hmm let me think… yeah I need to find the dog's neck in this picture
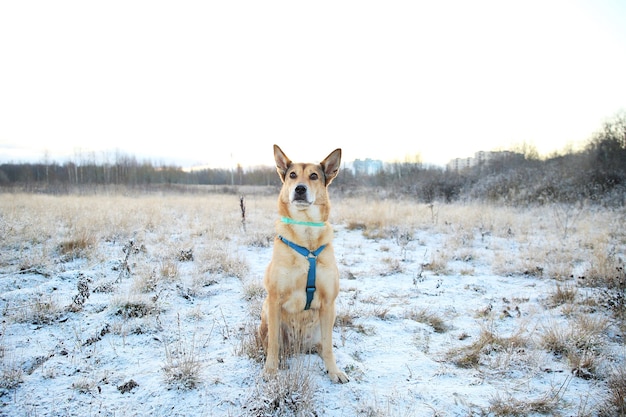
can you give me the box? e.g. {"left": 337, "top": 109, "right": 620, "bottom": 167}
{"left": 277, "top": 206, "right": 332, "bottom": 250}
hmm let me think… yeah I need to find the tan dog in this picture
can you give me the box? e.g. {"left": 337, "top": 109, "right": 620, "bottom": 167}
{"left": 259, "top": 145, "right": 349, "bottom": 383}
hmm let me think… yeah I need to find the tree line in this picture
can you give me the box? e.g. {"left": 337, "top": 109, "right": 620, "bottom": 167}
{"left": 1, "top": 112, "right": 625, "bottom": 205}
{"left": 352, "top": 112, "right": 625, "bottom": 206}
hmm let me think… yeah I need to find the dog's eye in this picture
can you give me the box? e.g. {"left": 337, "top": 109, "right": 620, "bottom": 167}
{"left": 310, "top": 173, "right": 318, "bottom": 180}
{"left": 289, "top": 172, "right": 297, "bottom": 179}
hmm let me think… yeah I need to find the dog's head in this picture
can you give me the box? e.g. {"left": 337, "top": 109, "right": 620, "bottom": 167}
{"left": 273, "top": 145, "right": 341, "bottom": 214}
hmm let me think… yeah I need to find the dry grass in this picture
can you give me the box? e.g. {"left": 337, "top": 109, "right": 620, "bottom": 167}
{"left": 236, "top": 311, "right": 319, "bottom": 416}
{"left": 583, "top": 242, "right": 622, "bottom": 286}
{"left": 8, "top": 294, "right": 64, "bottom": 325}
{"left": 603, "top": 365, "right": 626, "bottom": 416}
{"left": 162, "top": 325, "right": 203, "bottom": 390}
{"left": 0, "top": 341, "right": 23, "bottom": 390}
{"left": 488, "top": 390, "right": 562, "bottom": 416}
{"left": 541, "top": 314, "right": 609, "bottom": 381}
{"left": 447, "top": 328, "right": 530, "bottom": 369}
{"left": 110, "top": 293, "right": 159, "bottom": 319}
{"left": 547, "top": 283, "right": 578, "bottom": 308}
{"left": 244, "top": 359, "right": 317, "bottom": 417}
{"left": 422, "top": 250, "right": 450, "bottom": 275}
{"left": 404, "top": 308, "right": 450, "bottom": 333}
{"left": 337, "top": 200, "right": 625, "bottom": 287}
{"left": 195, "top": 243, "right": 250, "bottom": 279}
{"left": 57, "top": 230, "right": 96, "bottom": 260}
{"left": 1, "top": 193, "right": 248, "bottom": 256}
{"left": 1, "top": 193, "right": 625, "bottom": 415}
{"left": 541, "top": 314, "right": 608, "bottom": 356}
{"left": 236, "top": 319, "right": 265, "bottom": 363}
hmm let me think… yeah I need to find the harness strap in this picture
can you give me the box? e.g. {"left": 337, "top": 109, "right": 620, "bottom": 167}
{"left": 278, "top": 236, "right": 326, "bottom": 310}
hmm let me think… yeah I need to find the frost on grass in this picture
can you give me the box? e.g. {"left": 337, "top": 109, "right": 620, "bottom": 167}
{"left": 162, "top": 337, "right": 203, "bottom": 390}
{"left": 244, "top": 360, "right": 317, "bottom": 417}
{"left": 8, "top": 294, "right": 64, "bottom": 325}
{"left": 0, "top": 195, "right": 624, "bottom": 416}
{"left": 162, "top": 314, "right": 204, "bottom": 390}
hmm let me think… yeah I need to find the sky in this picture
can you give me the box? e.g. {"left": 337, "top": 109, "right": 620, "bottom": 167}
{"left": 1, "top": 1, "right": 625, "bottom": 169}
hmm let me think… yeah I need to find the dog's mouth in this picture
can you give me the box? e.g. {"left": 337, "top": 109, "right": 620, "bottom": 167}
{"left": 292, "top": 200, "right": 311, "bottom": 208}
{"left": 291, "top": 194, "right": 312, "bottom": 206}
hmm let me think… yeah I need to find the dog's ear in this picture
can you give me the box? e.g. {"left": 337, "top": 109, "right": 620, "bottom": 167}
{"left": 273, "top": 145, "right": 292, "bottom": 183}
{"left": 321, "top": 148, "right": 342, "bottom": 185}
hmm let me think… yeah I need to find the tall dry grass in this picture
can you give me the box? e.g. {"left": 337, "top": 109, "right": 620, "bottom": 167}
{"left": 335, "top": 198, "right": 625, "bottom": 284}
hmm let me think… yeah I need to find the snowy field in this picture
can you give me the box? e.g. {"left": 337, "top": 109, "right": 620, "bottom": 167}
{"left": 1, "top": 192, "right": 624, "bottom": 416}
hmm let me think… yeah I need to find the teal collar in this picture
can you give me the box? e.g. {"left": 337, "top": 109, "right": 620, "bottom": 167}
{"left": 281, "top": 216, "right": 326, "bottom": 227}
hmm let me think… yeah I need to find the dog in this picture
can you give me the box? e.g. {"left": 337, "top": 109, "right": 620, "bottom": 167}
{"left": 259, "top": 144, "right": 349, "bottom": 384}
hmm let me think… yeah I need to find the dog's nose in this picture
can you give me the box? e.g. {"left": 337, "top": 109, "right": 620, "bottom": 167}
{"left": 295, "top": 185, "right": 307, "bottom": 195}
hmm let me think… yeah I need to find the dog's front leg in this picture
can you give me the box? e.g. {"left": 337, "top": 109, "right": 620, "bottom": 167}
{"left": 264, "top": 296, "right": 281, "bottom": 376}
{"left": 319, "top": 302, "right": 349, "bottom": 383}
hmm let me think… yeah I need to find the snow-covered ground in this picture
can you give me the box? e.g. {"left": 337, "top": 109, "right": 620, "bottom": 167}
{"left": 0, "top": 194, "right": 623, "bottom": 416}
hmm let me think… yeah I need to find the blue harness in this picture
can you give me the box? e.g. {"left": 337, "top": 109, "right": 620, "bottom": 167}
{"left": 278, "top": 235, "right": 327, "bottom": 310}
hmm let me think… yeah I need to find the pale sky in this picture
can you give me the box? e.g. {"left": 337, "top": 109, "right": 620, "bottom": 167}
{"left": 1, "top": 0, "right": 625, "bottom": 168}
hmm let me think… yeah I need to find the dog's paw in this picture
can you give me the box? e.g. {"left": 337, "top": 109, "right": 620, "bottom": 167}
{"left": 329, "top": 370, "right": 349, "bottom": 384}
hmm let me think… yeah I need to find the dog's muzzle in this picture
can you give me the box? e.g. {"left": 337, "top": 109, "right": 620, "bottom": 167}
{"left": 291, "top": 184, "right": 312, "bottom": 205}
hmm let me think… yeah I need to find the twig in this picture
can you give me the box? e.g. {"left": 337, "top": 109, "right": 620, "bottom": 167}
{"left": 240, "top": 195, "right": 247, "bottom": 232}
{"left": 116, "top": 239, "right": 135, "bottom": 283}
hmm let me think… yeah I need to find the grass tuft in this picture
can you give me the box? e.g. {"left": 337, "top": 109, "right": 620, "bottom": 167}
{"left": 448, "top": 329, "right": 528, "bottom": 369}
{"left": 404, "top": 308, "right": 450, "bottom": 333}
{"left": 58, "top": 230, "right": 95, "bottom": 260}
{"left": 244, "top": 359, "right": 317, "bottom": 417}
{"left": 0, "top": 349, "right": 23, "bottom": 390}
{"left": 602, "top": 365, "right": 626, "bottom": 416}
{"left": 162, "top": 327, "right": 203, "bottom": 390}
{"left": 197, "top": 244, "right": 249, "bottom": 279}
{"left": 489, "top": 391, "right": 560, "bottom": 416}
{"left": 547, "top": 283, "right": 578, "bottom": 307}
{"left": 10, "top": 294, "right": 63, "bottom": 325}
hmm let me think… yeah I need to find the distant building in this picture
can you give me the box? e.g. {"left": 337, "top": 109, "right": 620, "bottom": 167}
{"left": 446, "top": 157, "right": 473, "bottom": 172}
{"left": 447, "top": 151, "right": 523, "bottom": 172}
{"left": 352, "top": 158, "right": 383, "bottom": 175}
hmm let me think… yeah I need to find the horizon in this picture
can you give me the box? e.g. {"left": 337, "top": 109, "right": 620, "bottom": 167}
{"left": 0, "top": 139, "right": 589, "bottom": 171}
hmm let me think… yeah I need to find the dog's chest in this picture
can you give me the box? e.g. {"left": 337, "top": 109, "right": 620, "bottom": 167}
{"left": 275, "top": 250, "right": 336, "bottom": 312}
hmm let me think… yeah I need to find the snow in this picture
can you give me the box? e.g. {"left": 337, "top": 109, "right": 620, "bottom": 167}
{"left": 0, "top": 198, "right": 623, "bottom": 416}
